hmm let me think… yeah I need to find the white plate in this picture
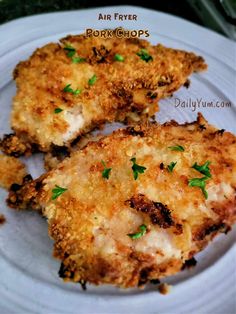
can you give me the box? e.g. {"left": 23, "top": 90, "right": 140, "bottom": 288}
{"left": 0, "top": 5, "right": 236, "bottom": 314}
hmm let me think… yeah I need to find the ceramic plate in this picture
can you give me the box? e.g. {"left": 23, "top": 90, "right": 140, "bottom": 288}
{"left": 0, "top": 5, "right": 235, "bottom": 314}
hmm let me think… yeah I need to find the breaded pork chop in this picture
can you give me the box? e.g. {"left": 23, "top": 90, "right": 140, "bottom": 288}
{"left": 1, "top": 30, "right": 206, "bottom": 156}
{"left": 7, "top": 114, "right": 236, "bottom": 288}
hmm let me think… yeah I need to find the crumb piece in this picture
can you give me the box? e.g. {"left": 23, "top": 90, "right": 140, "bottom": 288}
{"left": 181, "top": 257, "right": 197, "bottom": 270}
{"left": 0, "top": 214, "right": 6, "bottom": 225}
{"left": 160, "top": 162, "right": 164, "bottom": 170}
{"left": 158, "top": 283, "right": 172, "bottom": 295}
{"left": 150, "top": 279, "right": 160, "bottom": 285}
{"left": 215, "top": 129, "right": 225, "bottom": 136}
{"left": 0, "top": 154, "right": 27, "bottom": 189}
{"left": 0, "top": 133, "right": 33, "bottom": 157}
{"left": 183, "top": 79, "right": 190, "bottom": 88}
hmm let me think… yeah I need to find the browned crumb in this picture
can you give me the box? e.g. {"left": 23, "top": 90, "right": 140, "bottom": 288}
{"left": 0, "top": 154, "right": 27, "bottom": 189}
{"left": 0, "top": 214, "right": 6, "bottom": 225}
{"left": 0, "top": 134, "right": 34, "bottom": 157}
{"left": 181, "top": 257, "right": 197, "bottom": 270}
{"left": 158, "top": 283, "right": 172, "bottom": 295}
{"left": 183, "top": 79, "right": 191, "bottom": 89}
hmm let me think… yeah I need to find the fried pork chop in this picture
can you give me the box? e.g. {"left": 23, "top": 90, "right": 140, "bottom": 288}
{"left": 7, "top": 114, "right": 236, "bottom": 288}
{"left": 0, "top": 30, "right": 206, "bottom": 156}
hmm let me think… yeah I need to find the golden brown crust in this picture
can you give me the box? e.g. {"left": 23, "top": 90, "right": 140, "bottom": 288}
{"left": 6, "top": 30, "right": 207, "bottom": 154}
{"left": 0, "top": 154, "right": 27, "bottom": 190}
{"left": 7, "top": 114, "right": 236, "bottom": 288}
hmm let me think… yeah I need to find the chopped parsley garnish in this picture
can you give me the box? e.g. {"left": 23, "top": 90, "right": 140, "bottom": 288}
{"left": 101, "top": 160, "right": 111, "bottom": 179}
{"left": 63, "top": 44, "right": 76, "bottom": 58}
{"left": 64, "top": 44, "right": 86, "bottom": 63}
{"left": 72, "top": 56, "right": 86, "bottom": 63}
{"left": 54, "top": 108, "right": 63, "bottom": 114}
{"left": 52, "top": 185, "right": 67, "bottom": 200}
{"left": 188, "top": 177, "right": 209, "bottom": 199}
{"left": 130, "top": 157, "right": 146, "bottom": 180}
{"left": 67, "top": 51, "right": 76, "bottom": 58}
{"left": 167, "top": 161, "right": 177, "bottom": 173}
{"left": 128, "top": 224, "right": 147, "bottom": 239}
{"left": 192, "top": 161, "right": 211, "bottom": 178}
{"left": 137, "top": 49, "right": 153, "bottom": 62}
{"left": 168, "top": 145, "right": 185, "bottom": 152}
{"left": 114, "top": 53, "right": 124, "bottom": 62}
{"left": 63, "top": 44, "right": 75, "bottom": 52}
{"left": 88, "top": 74, "right": 97, "bottom": 86}
{"left": 63, "top": 84, "right": 81, "bottom": 95}
{"left": 189, "top": 161, "right": 212, "bottom": 198}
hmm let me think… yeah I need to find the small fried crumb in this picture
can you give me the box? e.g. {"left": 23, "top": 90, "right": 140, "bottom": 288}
{"left": 183, "top": 79, "right": 190, "bottom": 89}
{"left": 0, "top": 133, "right": 33, "bottom": 157}
{"left": 181, "top": 257, "right": 197, "bottom": 270}
{"left": 158, "top": 283, "right": 172, "bottom": 295}
{"left": 0, "top": 214, "right": 6, "bottom": 225}
{"left": 0, "top": 154, "right": 27, "bottom": 189}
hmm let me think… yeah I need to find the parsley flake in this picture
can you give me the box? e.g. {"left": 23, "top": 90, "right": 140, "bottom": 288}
{"left": 63, "top": 84, "right": 81, "bottom": 95}
{"left": 64, "top": 44, "right": 86, "bottom": 63}
{"left": 63, "top": 45, "right": 75, "bottom": 52}
{"left": 128, "top": 224, "right": 147, "bottom": 239}
{"left": 88, "top": 74, "right": 97, "bottom": 86}
{"left": 167, "top": 161, "right": 177, "bottom": 173}
{"left": 52, "top": 185, "right": 67, "bottom": 200}
{"left": 101, "top": 160, "right": 112, "bottom": 179}
{"left": 168, "top": 145, "right": 185, "bottom": 152}
{"left": 137, "top": 49, "right": 153, "bottom": 62}
{"left": 192, "top": 161, "right": 211, "bottom": 178}
{"left": 67, "top": 50, "right": 76, "bottom": 58}
{"left": 130, "top": 157, "right": 146, "bottom": 180}
{"left": 188, "top": 177, "right": 209, "bottom": 199}
{"left": 114, "top": 54, "right": 124, "bottom": 62}
{"left": 54, "top": 108, "right": 63, "bottom": 114}
{"left": 64, "top": 44, "right": 76, "bottom": 58}
{"left": 72, "top": 56, "right": 86, "bottom": 63}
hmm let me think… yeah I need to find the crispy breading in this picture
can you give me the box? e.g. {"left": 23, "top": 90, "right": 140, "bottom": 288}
{"left": 1, "top": 30, "right": 207, "bottom": 154}
{"left": 7, "top": 114, "right": 236, "bottom": 288}
{"left": 44, "top": 133, "right": 104, "bottom": 170}
{"left": 0, "top": 154, "right": 27, "bottom": 189}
